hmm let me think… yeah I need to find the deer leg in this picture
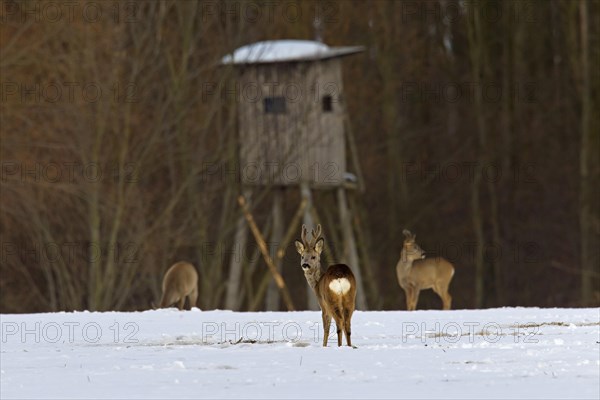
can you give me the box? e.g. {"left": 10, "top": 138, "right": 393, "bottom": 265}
{"left": 408, "top": 289, "right": 420, "bottom": 311}
{"left": 443, "top": 292, "right": 452, "bottom": 310}
{"left": 442, "top": 283, "right": 452, "bottom": 310}
{"left": 441, "top": 286, "right": 452, "bottom": 310}
{"left": 407, "top": 287, "right": 418, "bottom": 311}
{"left": 434, "top": 284, "right": 452, "bottom": 310}
{"left": 322, "top": 311, "right": 332, "bottom": 347}
{"left": 333, "top": 315, "right": 344, "bottom": 347}
{"left": 343, "top": 309, "right": 353, "bottom": 347}
{"left": 404, "top": 288, "right": 413, "bottom": 311}
{"left": 177, "top": 297, "right": 185, "bottom": 310}
{"left": 330, "top": 307, "right": 345, "bottom": 347}
{"left": 412, "top": 289, "right": 421, "bottom": 311}
{"left": 188, "top": 287, "right": 199, "bottom": 310}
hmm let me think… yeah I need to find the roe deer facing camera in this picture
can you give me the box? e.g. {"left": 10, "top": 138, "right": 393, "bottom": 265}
{"left": 396, "top": 229, "right": 455, "bottom": 311}
{"left": 295, "top": 224, "right": 357, "bottom": 347}
{"left": 157, "top": 261, "right": 199, "bottom": 310}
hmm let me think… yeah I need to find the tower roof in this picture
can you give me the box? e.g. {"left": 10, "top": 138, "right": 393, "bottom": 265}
{"left": 221, "top": 40, "right": 364, "bottom": 65}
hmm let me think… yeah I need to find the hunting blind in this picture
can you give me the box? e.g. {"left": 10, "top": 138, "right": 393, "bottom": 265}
{"left": 221, "top": 40, "right": 368, "bottom": 311}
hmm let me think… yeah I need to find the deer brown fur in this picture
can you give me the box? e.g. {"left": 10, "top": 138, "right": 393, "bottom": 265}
{"left": 157, "top": 261, "right": 199, "bottom": 310}
{"left": 295, "top": 224, "right": 357, "bottom": 347}
{"left": 396, "top": 229, "right": 454, "bottom": 311}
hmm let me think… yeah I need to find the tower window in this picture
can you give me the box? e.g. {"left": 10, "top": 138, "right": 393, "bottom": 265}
{"left": 264, "top": 97, "right": 286, "bottom": 114}
{"left": 322, "top": 95, "right": 333, "bottom": 112}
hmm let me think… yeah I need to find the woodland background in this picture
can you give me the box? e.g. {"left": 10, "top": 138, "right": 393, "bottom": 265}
{"left": 1, "top": 0, "right": 598, "bottom": 313}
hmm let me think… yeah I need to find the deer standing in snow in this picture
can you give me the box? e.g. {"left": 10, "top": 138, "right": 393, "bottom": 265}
{"left": 156, "top": 261, "right": 199, "bottom": 310}
{"left": 295, "top": 224, "right": 357, "bottom": 347}
{"left": 396, "top": 229, "right": 454, "bottom": 311}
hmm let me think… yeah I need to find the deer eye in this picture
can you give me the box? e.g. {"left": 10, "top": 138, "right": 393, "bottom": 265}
{"left": 311, "top": 256, "right": 316, "bottom": 260}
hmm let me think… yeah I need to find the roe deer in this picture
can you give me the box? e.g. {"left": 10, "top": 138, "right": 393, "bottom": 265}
{"left": 157, "top": 261, "right": 199, "bottom": 310}
{"left": 295, "top": 224, "right": 357, "bottom": 347}
{"left": 396, "top": 229, "right": 454, "bottom": 311}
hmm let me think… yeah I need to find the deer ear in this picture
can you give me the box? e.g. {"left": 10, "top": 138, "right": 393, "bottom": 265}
{"left": 314, "top": 237, "right": 324, "bottom": 254}
{"left": 294, "top": 240, "right": 304, "bottom": 254}
{"left": 403, "top": 229, "right": 411, "bottom": 238}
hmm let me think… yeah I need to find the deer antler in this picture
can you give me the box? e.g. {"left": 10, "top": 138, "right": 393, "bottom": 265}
{"left": 310, "top": 224, "right": 323, "bottom": 247}
{"left": 301, "top": 224, "right": 309, "bottom": 247}
{"left": 403, "top": 229, "right": 416, "bottom": 241}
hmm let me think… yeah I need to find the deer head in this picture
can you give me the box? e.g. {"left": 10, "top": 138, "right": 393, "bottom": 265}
{"left": 295, "top": 224, "right": 324, "bottom": 274}
{"left": 402, "top": 229, "right": 426, "bottom": 262}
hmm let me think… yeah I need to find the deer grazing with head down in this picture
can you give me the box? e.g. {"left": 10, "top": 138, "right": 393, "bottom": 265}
{"left": 156, "top": 261, "right": 199, "bottom": 310}
{"left": 396, "top": 229, "right": 455, "bottom": 311}
{"left": 295, "top": 224, "right": 357, "bottom": 347}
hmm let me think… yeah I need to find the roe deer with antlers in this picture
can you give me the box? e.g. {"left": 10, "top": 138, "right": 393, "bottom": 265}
{"left": 156, "top": 261, "right": 199, "bottom": 310}
{"left": 295, "top": 224, "right": 357, "bottom": 347}
{"left": 396, "top": 229, "right": 454, "bottom": 311}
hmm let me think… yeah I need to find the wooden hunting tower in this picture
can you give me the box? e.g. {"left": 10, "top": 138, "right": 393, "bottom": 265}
{"left": 221, "top": 40, "right": 368, "bottom": 311}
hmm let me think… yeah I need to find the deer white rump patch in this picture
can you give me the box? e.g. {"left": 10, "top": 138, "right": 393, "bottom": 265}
{"left": 329, "top": 278, "right": 351, "bottom": 295}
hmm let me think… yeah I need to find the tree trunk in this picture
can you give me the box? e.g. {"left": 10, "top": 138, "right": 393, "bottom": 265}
{"left": 466, "top": 1, "right": 488, "bottom": 309}
{"left": 578, "top": 0, "right": 594, "bottom": 305}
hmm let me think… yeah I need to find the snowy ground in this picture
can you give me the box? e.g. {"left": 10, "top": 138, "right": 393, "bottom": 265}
{"left": 1, "top": 307, "right": 598, "bottom": 399}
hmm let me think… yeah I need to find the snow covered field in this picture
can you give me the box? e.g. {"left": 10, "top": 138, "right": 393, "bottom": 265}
{"left": 1, "top": 307, "right": 598, "bottom": 399}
